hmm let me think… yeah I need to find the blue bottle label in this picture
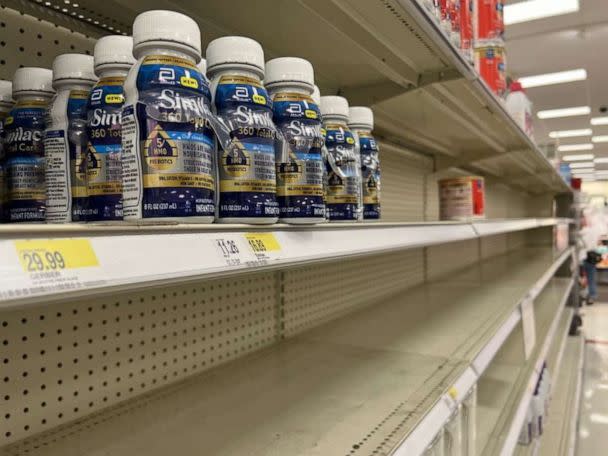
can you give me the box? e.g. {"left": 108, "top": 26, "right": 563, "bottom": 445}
{"left": 86, "top": 77, "right": 126, "bottom": 221}
{"left": 123, "top": 55, "right": 215, "bottom": 219}
{"left": 0, "top": 111, "right": 7, "bottom": 221}
{"left": 215, "top": 75, "right": 278, "bottom": 219}
{"left": 357, "top": 132, "right": 381, "bottom": 219}
{"left": 4, "top": 100, "right": 48, "bottom": 222}
{"left": 324, "top": 124, "right": 359, "bottom": 221}
{"left": 272, "top": 92, "right": 325, "bottom": 219}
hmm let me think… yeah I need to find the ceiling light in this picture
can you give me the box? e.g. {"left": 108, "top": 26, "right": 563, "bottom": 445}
{"left": 519, "top": 69, "right": 587, "bottom": 89}
{"left": 504, "top": 0, "right": 579, "bottom": 25}
{"left": 569, "top": 162, "right": 594, "bottom": 169}
{"left": 562, "top": 154, "right": 594, "bottom": 161}
{"left": 591, "top": 117, "right": 608, "bottom": 125}
{"left": 557, "top": 144, "right": 594, "bottom": 152}
{"left": 549, "top": 129, "right": 592, "bottom": 139}
{"left": 538, "top": 106, "right": 591, "bottom": 119}
{"left": 593, "top": 136, "right": 608, "bottom": 143}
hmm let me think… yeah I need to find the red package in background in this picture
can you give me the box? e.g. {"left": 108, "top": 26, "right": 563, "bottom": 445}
{"left": 439, "top": 0, "right": 462, "bottom": 47}
{"left": 460, "top": 0, "right": 473, "bottom": 58}
{"left": 475, "top": 0, "right": 503, "bottom": 41}
{"left": 475, "top": 44, "right": 507, "bottom": 97}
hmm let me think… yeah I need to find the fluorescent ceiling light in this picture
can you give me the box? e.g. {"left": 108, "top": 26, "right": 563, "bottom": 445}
{"left": 569, "top": 162, "right": 594, "bottom": 169}
{"left": 591, "top": 117, "right": 608, "bottom": 125}
{"left": 557, "top": 144, "right": 594, "bottom": 152}
{"left": 593, "top": 136, "right": 608, "bottom": 143}
{"left": 595, "top": 158, "right": 608, "bottom": 164}
{"left": 504, "top": 0, "right": 579, "bottom": 25}
{"left": 549, "top": 128, "right": 592, "bottom": 139}
{"left": 519, "top": 69, "right": 587, "bottom": 89}
{"left": 538, "top": 106, "right": 591, "bottom": 119}
{"left": 562, "top": 154, "right": 594, "bottom": 161}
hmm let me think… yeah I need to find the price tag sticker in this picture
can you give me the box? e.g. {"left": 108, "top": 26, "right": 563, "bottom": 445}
{"left": 213, "top": 237, "right": 244, "bottom": 267}
{"left": 521, "top": 297, "right": 536, "bottom": 360}
{"left": 0, "top": 238, "right": 105, "bottom": 301}
{"left": 244, "top": 233, "right": 281, "bottom": 259}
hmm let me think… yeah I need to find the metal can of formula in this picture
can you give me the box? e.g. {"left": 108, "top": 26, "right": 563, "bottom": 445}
{"left": 439, "top": 176, "right": 485, "bottom": 220}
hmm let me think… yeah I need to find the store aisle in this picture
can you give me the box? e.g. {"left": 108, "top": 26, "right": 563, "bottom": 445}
{"left": 577, "top": 302, "right": 608, "bottom": 456}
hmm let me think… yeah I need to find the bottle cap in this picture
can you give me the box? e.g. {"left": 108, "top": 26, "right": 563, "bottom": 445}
{"left": 320, "top": 95, "right": 349, "bottom": 119}
{"left": 198, "top": 58, "right": 207, "bottom": 76}
{"left": 264, "top": 57, "right": 314, "bottom": 90}
{"left": 12, "top": 67, "right": 54, "bottom": 95}
{"left": 0, "top": 80, "right": 13, "bottom": 104}
{"left": 206, "top": 36, "right": 265, "bottom": 78}
{"left": 348, "top": 106, "right": 374, "bottom": 129}
{"left": 52, "top": 54, "right": 96, "bottom": 86}
{"left": 133, "top": 10, "right": 201, "bottom": 59}
{"left": 94, "top": 35, "right": 135, "bottom": 72}
{"left": 312, "top": 85, "right": 321, "bottom": 105}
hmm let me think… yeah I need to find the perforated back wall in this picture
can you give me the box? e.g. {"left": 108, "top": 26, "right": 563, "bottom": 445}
{"left": 426, "top": 239, "right": 480, "bottom": 281}
{"left": 0, "top": 273, "right": 277, "bottom": 445}
{"left": 480, "top": 234, "right": 508, "bottom": 259}
{"left": 0, "top": 6, "right": 95, "bottom": 80}
{"left": 282, "top": 249, "right": 425, "bottom": 337}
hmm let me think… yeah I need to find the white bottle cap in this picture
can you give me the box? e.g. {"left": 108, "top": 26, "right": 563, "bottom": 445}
{"left": 264, "top": 57, "right": 314, "bottom": 90}
{"left": 311, "top": 85, "right": 321, "bottom": 105}
{"left": 206, "top": 36, "right": 265, "bottom": 78}
{"left": 197, "top": 58, "right": 207, "bottom": 76}
{"left": 0, "top": 80, "right": 13, "bottom": 104}
{"left": 94, "top": 35, "right": 135, "bottom": 73}
{"left": 132, "top": 10, "right": 201, "bottom": 60}
{"left": 52, "top": 53, "right": 96, "bottom": 86}
{"left": 320, "top": 95, "right": 349, "bottom": 120}
{"left": 348, "top": 106, "right": 374, "bottom": 129}
{"left": 12, "top": 67, "right": 54, "bottom": 96}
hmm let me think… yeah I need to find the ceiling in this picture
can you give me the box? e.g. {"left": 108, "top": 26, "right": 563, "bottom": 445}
{"left": 505, "top": 0, "right": 608, "bottom": 160}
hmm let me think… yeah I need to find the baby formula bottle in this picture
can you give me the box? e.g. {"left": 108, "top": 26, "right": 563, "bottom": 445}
{"left": 45, "top": 53, "right": 96, "bottom": 223}
{"left": 86, "top": 35, "right": 135, "bottom": 222}
{"left": 0, "top": 80, "right": 13, "bottom": 222}
{"left": 348, "top": 106, "right": 381, "bottom": 220}
{"left": 320, "top": 95, "right": 361, "bottom": 222}
{"left": 265, "top": 57, "right": 325, "bottom": 223}
{"left": 4, "top": 68, "right": 54, "bottom": 222}
{"left": 206, "top": 36, "right": 279, "bottom": 224}
{"left": 122, "top": 10, "right": 215, "bottom": 222}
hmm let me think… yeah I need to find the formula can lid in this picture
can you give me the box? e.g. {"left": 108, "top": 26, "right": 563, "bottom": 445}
{"left": 348, "top": 106, "right": 374, "bottom": 129}
{"left": 13, "top": 67, "right": 54, "bottom": 95}
{"left": 265, "top": 57, "right": 314, "bottom": 90}
{"left": 320, "top": 95, "right": 349, "bottom": 119}
{"left": 206, "top": 36, "right": 265, "bottom": 77}
{"left": 94, "top": 35, "right": 136, "bottom": 71}
{"left": 133, "top": 10, "right": 201, "bottom": 58}
{"left": 311, "top": 85, "right": 321, "bottom": 105}
{"left": 52, "top": 53, "right": 96, "bottom": 85}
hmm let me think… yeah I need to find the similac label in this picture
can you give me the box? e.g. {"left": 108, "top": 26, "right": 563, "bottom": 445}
{"left": 4, "top": 100, "right": 48, "bottom": 222}
{"left": 272, "top": 92, "right": 325, "bottom": 220}
{"left": 355, "top": 130, "right": 381, "bottom": 220}
{"left": 475, "top": 45, "right": 506, "bottom": 98}
{"left": 324, "top": 124, "right": 359, "bottom": 221}
{"left": 86, "top": 77, "right": 126, "bottom": 221}
{"left": 0, "top": 110, "right": 7, "bottom": 221}
{"left": 122, "top": 55, "right": 215, "bottom": 220}
{"left": 214, "top": 75, "right": 278, "bottom": 219}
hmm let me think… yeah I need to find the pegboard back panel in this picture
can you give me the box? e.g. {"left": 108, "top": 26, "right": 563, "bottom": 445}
{"left": 507, "top": 230, "right": 528, "bottom": 250}
{"left": 0, "top": 5, "right": 95, "bottom": 80}
{"left": 480, "top": 234, "right": 508, "bottom": 259}
{"left": 379, "top": 142, "right": 432, "bottom": 222}
{"left": 0, "top": 272, "right": 277, "bottom": 446}
{"left": 282, "top": 248, "right": 425, "bottom": 337}
{"left": 426, "top": 238, "right": 479, "bottom": 281}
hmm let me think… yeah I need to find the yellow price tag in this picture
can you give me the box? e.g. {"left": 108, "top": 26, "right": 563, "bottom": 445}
{"left": 14, "top": 239, "right": 99, "bottom": 273}
{"left": 448, "top": 387, "right": 458, "bottom": 400}
{"left": 180, "top": 76, "right": 199, "bottom": 89}
{"left": 244, "top": 233, "right": 281, "bottom": 254}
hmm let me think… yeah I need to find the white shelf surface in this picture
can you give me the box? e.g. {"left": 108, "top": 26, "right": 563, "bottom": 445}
{"left": 0, "top": 218, "right": 568, "bottom": 309}
{"left": 2, "top": 247, "right": 572, "bottom": 456}
{"left": 477, "top": 277, "right": 575, "bottom": 456}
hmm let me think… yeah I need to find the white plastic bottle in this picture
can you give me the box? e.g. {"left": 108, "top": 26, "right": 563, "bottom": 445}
{"left": 4, "top": 68, "right": 54, "bottom": 222}
{"left": 86, "top": 35, "right": 135, "bottom": 223}
{"left": 45, "top": 53, "right": 96, "bottom": 223}
{"left": 206, "top": 36, "right": 279, "bottom": 224}
{"left": 312, "top": 85, "right": 330, "bottom": 223}
{"left": 506, "top": 80, "right": 533, "bottom": 138}
{"left": 0, "top": 80, "right": 13, "bottom": 223}
{"left": 348, "top": 106, "right": 381, "bottom": 220}
{"left": 320, "top": 95, "right": 360, "bottom": 222}
{"left": 122, "top": 10, "right": 215, "bottom": 223}
{"left": 265, "top": 57, "right": 325, "bottom": 224}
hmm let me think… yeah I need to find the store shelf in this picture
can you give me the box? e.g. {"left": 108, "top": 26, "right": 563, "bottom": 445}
{"left": 0, "top": 218, "right": 566, "bottom": 309}
{"left": 1, "top": 247, "right": 572, "bottom": 456}
{"left": 477, "top": 277, "right": 575, "bottom": 456}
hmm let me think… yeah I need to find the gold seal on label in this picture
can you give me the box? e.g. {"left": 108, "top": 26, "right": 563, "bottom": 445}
{"left": 277, "top": 161, "right": 303, "bottom": 184}
{"left": 75, "top": 148, "right": 89, "bottom": 184}
{"left": 144, "top": 125, "right": 178, "bottom": 171}
{"left": 221, "top": 142, "right": 250, "bottom": 177}
{"left": 327, "top": 171, "right": 344, "bottom": 192}
{"left": 86, "top": 144, "right": 102, "bottom": 181}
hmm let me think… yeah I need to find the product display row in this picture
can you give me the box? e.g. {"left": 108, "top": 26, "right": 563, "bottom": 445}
{"left": 0, "top": 10, "right": 382, "bottom": 225}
